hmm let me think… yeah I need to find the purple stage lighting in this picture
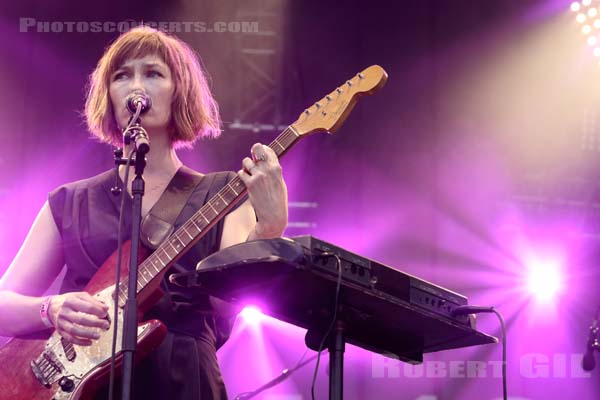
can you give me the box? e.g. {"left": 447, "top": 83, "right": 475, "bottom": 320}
{"left": 240, "top": 305, "right": 265, "bottom": 325}
{"left": 526, "top": 260, "right": 563, "bottom": 303}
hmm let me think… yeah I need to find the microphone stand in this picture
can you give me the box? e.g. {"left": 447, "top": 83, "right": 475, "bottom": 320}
{"left": 119, "top": 112, "right": 150, "bottom": 400}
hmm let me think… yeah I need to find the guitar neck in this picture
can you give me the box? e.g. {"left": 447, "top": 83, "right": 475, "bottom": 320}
{"left": 117, "top": 126, "right": 301, "bottom": 302}
{"left": 115, "top": 64, "right": 389, "bottom": 303}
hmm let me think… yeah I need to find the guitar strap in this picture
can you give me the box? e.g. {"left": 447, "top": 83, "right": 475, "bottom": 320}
{"left": 140, "top": 165, "right": 204, "bottom": 250}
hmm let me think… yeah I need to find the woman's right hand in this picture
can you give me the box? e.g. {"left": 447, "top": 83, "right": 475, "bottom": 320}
{"left": 48, "top": 292, "right": 110, "bottom": 346}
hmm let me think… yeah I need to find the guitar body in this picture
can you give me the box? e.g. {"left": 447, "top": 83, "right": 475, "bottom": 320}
{"left": 0, "top": 241, "right": 168, "bottom": 400}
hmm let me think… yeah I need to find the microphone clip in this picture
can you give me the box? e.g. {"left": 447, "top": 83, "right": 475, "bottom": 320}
{"left": 123, "top": 115, "right": 150, "bottom": 156}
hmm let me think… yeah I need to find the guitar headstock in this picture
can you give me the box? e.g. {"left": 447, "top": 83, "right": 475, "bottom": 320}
{"left": 291, "top": 65, "right": 388, "bottom": 137}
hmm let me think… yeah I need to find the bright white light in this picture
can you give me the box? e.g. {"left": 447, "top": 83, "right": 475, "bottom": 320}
{"left": 572, "top": 1, "right": 582, "bottom": 12}
{"left": 594, "top": 47, "right": 600, "bottom": 56}
{"left": 588, "top": 35, "right": 598, "bottom": 45}
{"left": 577, "top": 12, "right": 588, "bottom": 23}
{"left": 240, "top": 306, "right": 264, "bottom": 325}
{"left": 594, "top": 19, "right": 600, "bottom": 28}
{"left": 589, "top": 7, "right": 598, "bottom": 17}
{"left": 526, "top": 262, "right": 562, "bottom": 303}
{"left": 583, "top": 24, "right": 593, "bottom": 34}
{"left": 583, "top": 0, "right": 593, "bottom": 6}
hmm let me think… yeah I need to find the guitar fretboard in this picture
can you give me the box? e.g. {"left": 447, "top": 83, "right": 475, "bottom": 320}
{"left": 116, "top": 126, "right": 300, "bottom": 304}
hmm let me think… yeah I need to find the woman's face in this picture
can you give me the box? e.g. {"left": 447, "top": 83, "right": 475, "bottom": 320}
{"left": 109, "top": 54, "right": 175, "bottom": 137}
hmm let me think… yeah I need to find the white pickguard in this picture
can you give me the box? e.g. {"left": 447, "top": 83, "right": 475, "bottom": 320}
{"left": 32, "top": 287, "right": 151, "bottom": 399}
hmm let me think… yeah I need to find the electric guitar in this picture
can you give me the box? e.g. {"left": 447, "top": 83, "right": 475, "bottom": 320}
{"left": 0, "top": 65, "right": 388, "bottom": 399}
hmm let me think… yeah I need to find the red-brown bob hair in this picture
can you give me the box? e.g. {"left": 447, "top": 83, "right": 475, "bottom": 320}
{"left": 85, "top": 26, "right": 221, "bottom": 147}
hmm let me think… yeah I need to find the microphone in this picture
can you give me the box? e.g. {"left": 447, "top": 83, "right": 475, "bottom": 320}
{"left": 125, "top": 92, "right": 152, "bottom": 114}
{"left": 582, "top": 315, "right": 599, "bottom": 371}
{"left": 123, "top": 93, "right": 151, "bottom": 154}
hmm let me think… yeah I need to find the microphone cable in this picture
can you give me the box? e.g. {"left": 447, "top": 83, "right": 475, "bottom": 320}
{"left": 452, "top": 305, "right": 507, "bottom": 400}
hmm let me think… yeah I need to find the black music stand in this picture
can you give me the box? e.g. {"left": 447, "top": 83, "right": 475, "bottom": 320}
{"left": 171, "top": 238, "right": 497, "bottom": 400}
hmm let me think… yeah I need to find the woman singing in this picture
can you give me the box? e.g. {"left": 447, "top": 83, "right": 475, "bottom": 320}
{"left": 0, "top": 26, "right": 288, "bottom": 399}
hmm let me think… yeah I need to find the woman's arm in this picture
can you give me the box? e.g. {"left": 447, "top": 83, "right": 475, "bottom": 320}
{"left": 0, "top": 201, "right": 65, "bottom": 335}
{"left": 0, "top": 201, "right": 109, "bottom": 344}
{"left": 220, "top": 200, "right": 256, "bottom": 250}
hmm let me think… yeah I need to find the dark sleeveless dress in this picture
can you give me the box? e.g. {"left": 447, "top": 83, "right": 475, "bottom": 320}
{"left": 48, "top": 168, "right": 239, "bottom": 399}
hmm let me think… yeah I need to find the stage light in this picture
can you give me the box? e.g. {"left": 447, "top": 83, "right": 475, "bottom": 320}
{"left": 594, "top": 19, "right": 600, "bottom": 28}
{"left": 588, "top": 35, "right": 598, "bottom": 45}
{"left": 583, "top": 24, "right": 593, "bottom": 34}
{"left": 572, "top": 1, "right": 582, "bottom": 12}
{"left": 526, "top": 262, "right": 562, "bottom": 303}
{"left": 583, "top": 0, "right": 593, "bottom": 7}
{"left": 577, "top": 13, "right": 588, "bottom": 23}
{"left": 240, "top": 305, "right": 264, "bottom": 325}
{"left": 594, "top": 47, "right": 600, "bottom": 56}
{"left": 589, "top": 7, "right": 598, "bottom": 17}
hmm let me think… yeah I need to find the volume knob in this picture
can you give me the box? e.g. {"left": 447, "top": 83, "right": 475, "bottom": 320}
{"left": 59, "top": 376, "right": 75, "bottom": 392}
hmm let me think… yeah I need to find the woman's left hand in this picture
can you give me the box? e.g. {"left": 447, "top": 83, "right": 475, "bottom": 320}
{"left": 238, "top": 143, "right": 288, "bottom": 238}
